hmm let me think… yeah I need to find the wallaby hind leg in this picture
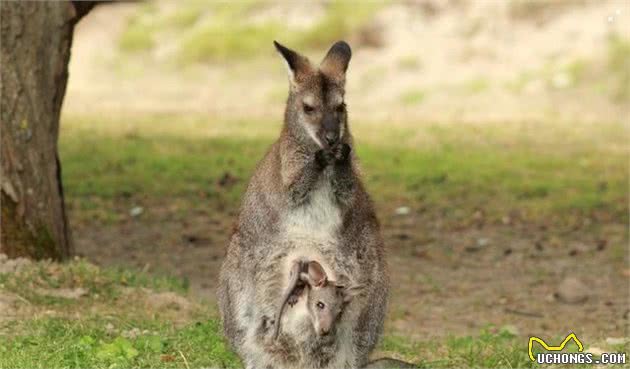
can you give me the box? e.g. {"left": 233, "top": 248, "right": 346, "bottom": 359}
{"left": 363, "top": 357, "right": 419, "bottom": 369}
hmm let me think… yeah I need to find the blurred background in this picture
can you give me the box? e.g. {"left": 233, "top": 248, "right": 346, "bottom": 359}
{"left": 51, "top": 0, "right": 630, "bottom": 363}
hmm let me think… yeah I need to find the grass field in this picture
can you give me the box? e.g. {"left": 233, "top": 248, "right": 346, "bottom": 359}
{"left": 60, "top": 113, "right": 628, "bottom": 227}
{"left": 2, "top": 259, "right": 627, "bottom": 368}
{"left": 2, "top": 113, "right": 626, "bottom": 368}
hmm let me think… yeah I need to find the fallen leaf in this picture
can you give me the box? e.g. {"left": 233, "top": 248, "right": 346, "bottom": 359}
{"left": 161, "top": 354, "right": 175, "bottom": 362}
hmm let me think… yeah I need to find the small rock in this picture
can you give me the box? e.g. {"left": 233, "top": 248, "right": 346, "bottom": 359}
{"left": 394, "top": 206, "right": 410, "bottom": 216}
{"left": 555, "top": 277, "right": 589, "bottom": 304}
{"left": 105, "top": 323, "right": 116, "bottom": 333}
{"left": 477, "top": 238, "right": 490, "bottom": 247}
{"left": 465, "top": 238, "right": 490, "bottom": 252}
{"left": 574, "top": 243, "right": 590, "bottom": 253}
{"left": 606, "top": 337, "right": 626, "bottom": 345}
{"left": 0, "top": 256, "right": 31, "bottom": 274}
{"left": 129, "top": 206, "right": 144, "bottom": 217}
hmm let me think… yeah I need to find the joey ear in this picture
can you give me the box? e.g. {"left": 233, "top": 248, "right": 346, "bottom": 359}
{"left": 320, "top": 40, "right": 352, "bottom": 84}
{"left": 274, "top": 40, "right": 312, "bottom": 86}
{"left": 341, "top": 284, "right": 364, "bottom": 303}
{"left": 301, "top": 261, "right": 327, "bottom": 287}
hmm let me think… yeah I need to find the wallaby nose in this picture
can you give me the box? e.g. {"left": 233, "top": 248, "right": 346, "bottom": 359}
{"left": 319, "top": 327, "right": 330, "bottom": 336}
{"left": 325, "top": 131, "right": 338, "bottom": 145}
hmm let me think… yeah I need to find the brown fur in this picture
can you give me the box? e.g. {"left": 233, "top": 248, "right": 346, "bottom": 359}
{"left": 217, "top": 41, "right": 389, "bottom": 369}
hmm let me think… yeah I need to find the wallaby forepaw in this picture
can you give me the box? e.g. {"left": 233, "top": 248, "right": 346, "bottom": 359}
{"left": 287, "top": 294, "right": 299, "bottom": 307}
{"left": 333, "top": 143, "right": 351, "bottom": 163}
{"left": 315, "top": 149, "right": 334, "bottom": 169}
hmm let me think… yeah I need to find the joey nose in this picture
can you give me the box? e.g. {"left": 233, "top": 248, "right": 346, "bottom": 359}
{"left": 325, "top": 131, "right": 338, "bottom": 146}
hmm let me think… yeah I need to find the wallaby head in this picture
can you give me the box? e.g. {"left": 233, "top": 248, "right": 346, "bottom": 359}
{"left": 274, "top": 40, "right": 352, "bottom": 150}
{"left": 274, "top": 260, "right": 362, "bottom": 339}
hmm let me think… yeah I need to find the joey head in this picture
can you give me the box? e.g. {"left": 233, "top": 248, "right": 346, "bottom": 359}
{"left": 273, "top": 260, "right": 362, "bottom": 339}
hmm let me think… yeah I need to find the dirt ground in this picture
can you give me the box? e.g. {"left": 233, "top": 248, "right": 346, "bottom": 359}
{"left": 65, "top": 0, "right": 629, "bottom": 345}
{"left": 71, "top": 200, "right": 628, "bottom": 342}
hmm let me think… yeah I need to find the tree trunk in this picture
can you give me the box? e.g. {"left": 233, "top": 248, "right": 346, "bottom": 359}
{"left": 0, "top": 2, "right": 93, "bottom": 260}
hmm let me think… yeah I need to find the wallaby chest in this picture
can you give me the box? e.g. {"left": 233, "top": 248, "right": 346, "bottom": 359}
{"left": 282, "top": 171, "right": 341, "bottom": 241}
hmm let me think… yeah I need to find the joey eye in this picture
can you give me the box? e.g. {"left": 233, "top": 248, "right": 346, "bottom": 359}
{"left": 303, "top": 103, "right": 315, "bottom": 114}
{"left": 336, "top": 103, "right": 346, "bottom": 113}
{"left": 316, "top": 301, "right": 325, "bottom": 310}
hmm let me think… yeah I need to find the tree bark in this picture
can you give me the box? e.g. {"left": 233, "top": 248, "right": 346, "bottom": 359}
{"left": 0, "top": 2, "right": 93, "bottom": 259}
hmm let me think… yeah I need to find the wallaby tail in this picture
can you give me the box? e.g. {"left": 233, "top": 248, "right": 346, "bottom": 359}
{"left": 363, "top": 357, "right": 419, "bottom": 369}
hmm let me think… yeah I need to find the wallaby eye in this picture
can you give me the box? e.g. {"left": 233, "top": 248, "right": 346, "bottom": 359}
{"left": 303, "top": 103, "right": 315, "bottom": 114}
{"left": 316, "top": 301, "right": 325, "bottom": 310}
{"left": 336, "top": 103, "right": 346, "bottom": 113}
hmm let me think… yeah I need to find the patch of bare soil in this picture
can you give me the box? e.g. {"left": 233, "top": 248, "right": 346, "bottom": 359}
{"left": 0, "top": 293, "right": 31, "bottom": 323}
{"left": 0, "top": 254, "right": 31, "bottom": 274}
{"left": 71, "top": 203, "right": 629, "bottom": 342}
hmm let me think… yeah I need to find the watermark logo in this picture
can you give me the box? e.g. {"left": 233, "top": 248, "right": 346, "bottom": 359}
{"left": 528, "top": 333, "right": 627, "bottom": 365}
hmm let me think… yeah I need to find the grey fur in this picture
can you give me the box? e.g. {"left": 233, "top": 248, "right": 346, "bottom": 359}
{"left": 273, "top": 259, "right": 362, "bottom": 341}
{"left": 217, "top": 41, "right": 390, "bottom": 369}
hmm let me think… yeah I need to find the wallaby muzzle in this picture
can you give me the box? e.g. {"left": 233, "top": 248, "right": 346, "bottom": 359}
{"left": 320, "top": 113, "right": 340, "bottom": 148}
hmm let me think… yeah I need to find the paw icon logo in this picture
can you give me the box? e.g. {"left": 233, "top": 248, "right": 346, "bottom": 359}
{"left": 528, "top": 333, "right": 584, "bottom": 361}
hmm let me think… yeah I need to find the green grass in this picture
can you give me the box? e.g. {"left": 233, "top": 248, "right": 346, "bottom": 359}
{"left": 2, "top": 260, "right": 627, "bottom": 368}
{"left": 0, "top": 259, "right": 239, "bottom": 368}
{"left": 379, "top": 327, "right": 534, "bottom": 368}
{"left": 59, "top": 113, "right": 628, "bottom": 226}
{"left": 1, "top": 317, "right": 238, "bottom": 369}
{"left": 0, "top": 258, "right": 187, "bottom": 305}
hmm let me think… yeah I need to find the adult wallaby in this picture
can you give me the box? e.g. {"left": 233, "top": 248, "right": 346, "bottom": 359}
{"left": 218, "top": 40, "right": 389, "bottom": 369}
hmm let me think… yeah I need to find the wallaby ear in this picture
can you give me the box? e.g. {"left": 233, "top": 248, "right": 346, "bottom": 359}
{"left": 274, "top": 40, "right": 312, "bottom": 86}
{"left": 301, "top": 261, "right": 327, "bottom": 287}
{"left": 320, "top": 40, "right": 352, "bottom": 84}
{"left": 341, "top": 284, "right": 364, "bottom": 303}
